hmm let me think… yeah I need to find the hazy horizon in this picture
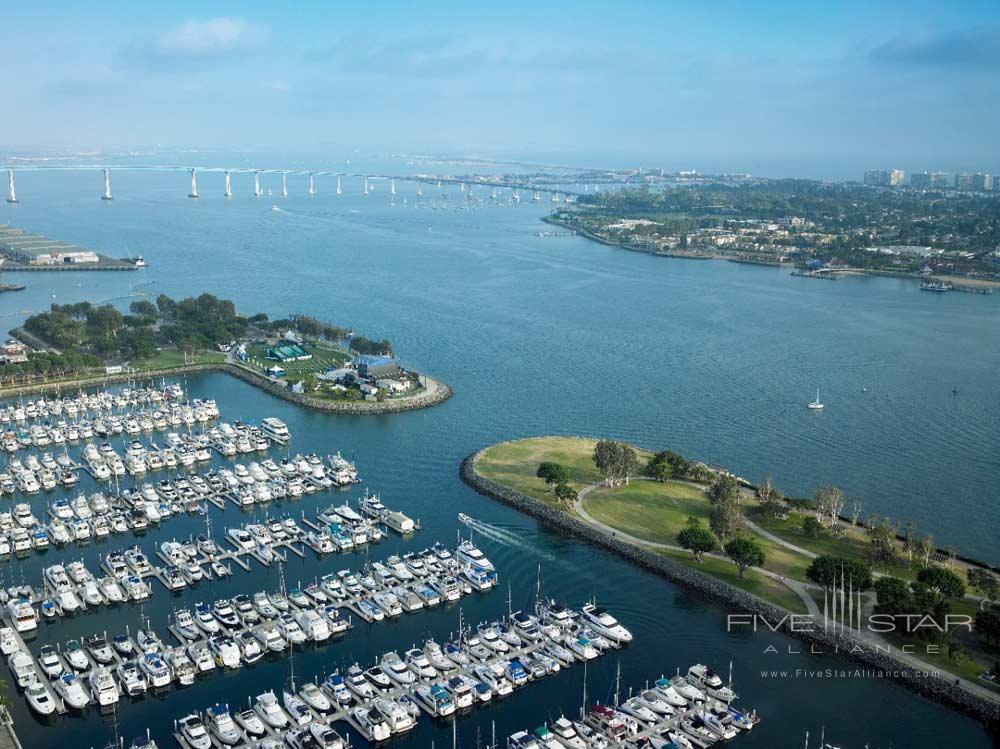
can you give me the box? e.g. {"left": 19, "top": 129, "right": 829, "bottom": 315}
{"left": 3, "top": 0, "right": 1000, "bottom": 180}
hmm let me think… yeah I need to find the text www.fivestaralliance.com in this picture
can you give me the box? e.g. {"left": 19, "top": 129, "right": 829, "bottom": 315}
{"left": 760, "top": 668, "right": 942, "bottom": 680}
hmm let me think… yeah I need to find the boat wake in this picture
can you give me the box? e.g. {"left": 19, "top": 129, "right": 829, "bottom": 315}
{"left": 457, "top": 513, "right": 556, "bottom": 562}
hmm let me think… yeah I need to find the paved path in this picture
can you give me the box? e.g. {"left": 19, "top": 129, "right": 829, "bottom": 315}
{"left": 574, "top": 479, "right": 821, "bottom": 616}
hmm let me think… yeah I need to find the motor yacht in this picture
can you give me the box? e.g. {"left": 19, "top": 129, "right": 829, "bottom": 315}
{"left": 206, "top": 703, "right": 242, "bottom": 745}
{"left": 254, "top": 690, "right": 291, "bottom": 729}
{"left": 580, "top": 603, "right": 633, "bottom": 644}
{"left": 178, "top": 714, "right": 212, "bottom": 749}
{"left": 54, "top": 671, "right": 90, "bottom": 709}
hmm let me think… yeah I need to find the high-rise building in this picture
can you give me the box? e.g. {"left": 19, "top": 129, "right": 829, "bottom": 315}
{"left": 971, "top": 173, "right": 991, "bottom": 191}
{"left": 910, "top": 172, "right": 932, "bottom": 189}
{"left": 955, "top": 173, "right": 974, "bottom": 191}
{"left": 863, "top": 169, "right": 905, "bottom": 187}
{"left": 930, "top": 172, "right": 950, "bottom": 189}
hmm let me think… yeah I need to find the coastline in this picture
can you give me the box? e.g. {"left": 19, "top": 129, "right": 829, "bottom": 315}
{"left": 544, "top": 214, "right": 1000, "bottom": 289}
{"left": 0, "top": 362, "right": 453, "bottom": 415}
{"left": 461, "top": 443, "right": 1000, "bottom": 730}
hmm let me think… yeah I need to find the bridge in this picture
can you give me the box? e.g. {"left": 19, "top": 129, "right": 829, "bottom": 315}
{"left": 1, "top": 165, "right": 586, "bottom": 203}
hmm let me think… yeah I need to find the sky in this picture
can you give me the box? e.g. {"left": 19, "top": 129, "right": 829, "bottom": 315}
{"left": 2, "top": 0, "right": 1000, "bottom": 178}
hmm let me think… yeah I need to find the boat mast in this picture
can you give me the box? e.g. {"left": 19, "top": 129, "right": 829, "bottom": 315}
{"left": 614, "top": 661, "right": 621, "bottom": 707}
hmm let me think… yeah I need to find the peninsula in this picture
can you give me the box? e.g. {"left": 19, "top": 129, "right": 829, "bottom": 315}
{"left": 2, "top": 293, "right": 451, "bottom": 415}
{"left": 462, "top": 436, "right": 1000, "bottom": 728}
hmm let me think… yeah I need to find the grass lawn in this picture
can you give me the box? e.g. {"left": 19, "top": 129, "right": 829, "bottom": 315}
{"left": 585, "top": 480, "right": 812, "bottom": 581}
{"left": 658, "top": 548, "right": 808, "bottom": 614}
{"left": 476, "top": 436, "right": 652, "bottom": 508}
{"left": 749, "top": 507, "right": 920, "bottom": 581}
{"left": 133, "top": 349, "right": 226, "bottom": 371}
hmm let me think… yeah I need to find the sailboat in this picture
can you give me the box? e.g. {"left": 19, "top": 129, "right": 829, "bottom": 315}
{"left": 807, "top": 389, "right": 824, "bottom": 410}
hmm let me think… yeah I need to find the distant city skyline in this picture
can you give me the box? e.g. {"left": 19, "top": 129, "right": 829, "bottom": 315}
{"left": 3, "top": 0, "right": 1000, "bottom": 180}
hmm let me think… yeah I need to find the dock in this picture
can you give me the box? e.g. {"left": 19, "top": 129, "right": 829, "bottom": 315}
{"left": 5, "top": 545, "right": 494, "bottom": 720}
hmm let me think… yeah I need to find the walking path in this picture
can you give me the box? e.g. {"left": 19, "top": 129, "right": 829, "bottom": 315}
{"left": 574, "top": 479, "right": 821, "bottom": 616}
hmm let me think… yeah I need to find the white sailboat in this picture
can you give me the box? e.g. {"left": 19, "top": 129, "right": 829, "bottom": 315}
{"left": 807, "top": 389, "right": 824, "bottom": 410}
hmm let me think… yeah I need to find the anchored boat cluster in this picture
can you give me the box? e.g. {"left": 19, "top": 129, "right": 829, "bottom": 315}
{"left": 0, "top": 540, "right": 499, "bottom": 721}
{"left": 506, "top": 663, "right": 759, "bottom": 749}
{"left": 171, "top": 595, "right": 635, "bottom": 749}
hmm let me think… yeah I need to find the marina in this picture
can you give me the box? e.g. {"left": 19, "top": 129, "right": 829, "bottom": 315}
{"left": 169, "top": 600, "right": 647, "bottom": 749}
{"left": 2, "top": 539, "right": 500, "bottom": 721}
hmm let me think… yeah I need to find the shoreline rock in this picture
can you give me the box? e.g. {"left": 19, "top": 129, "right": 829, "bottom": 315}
{"left": 0, "top": 363, "right": 453, "bottom": 416}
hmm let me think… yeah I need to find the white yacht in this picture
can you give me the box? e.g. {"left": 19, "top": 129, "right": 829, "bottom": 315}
{"left": 6, "top": 598, "right": 37, "bottom": 632}
{"left": 26, "top": 681, "right": 57, "bottom": 716}
{"left": 260, "top": 417, "right": 290, "bottom": 444}
{"left": 88, "top": 667, "right": 120, "bottom": 706}
{"left": 54, "top": 671, "right": 90, "bottom": 709}
{"left": 206, "top": 703, "right": 242, "bottom": 746}
{"left": 580, "top": 603, "right": 633, "bottom": 643}
{"left": 255, "top": 690, "right": 290, "bottom": 729}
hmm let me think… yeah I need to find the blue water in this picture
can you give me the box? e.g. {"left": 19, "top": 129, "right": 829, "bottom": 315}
{"left": 0, "top": 165, "right": 997, "bottom": 748}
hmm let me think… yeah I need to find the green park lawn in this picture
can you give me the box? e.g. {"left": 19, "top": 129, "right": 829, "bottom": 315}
{"left": 584, "top": 479, "right": 811, "bottom": 581}
{"left": 476, "top": 436, "right": 652, "bottom": 507}
{"left": 659, "top": 548, "right": 808, "bottom": 614}
{"left": 133, "top": 349, "right": 226, "bottom": 371}
{"left": 749, "top": 507, "right": 920, "bottom": 582}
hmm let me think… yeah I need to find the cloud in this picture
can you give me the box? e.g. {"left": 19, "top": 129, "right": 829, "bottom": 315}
{"left": 127, "top": 17, "right": 268, "bottom": 68}
{"left": 261, "top": 79, "right": 290, "bottom": 92}
{"left": 868, "top": 27, "right": 1000, "bottom": 68}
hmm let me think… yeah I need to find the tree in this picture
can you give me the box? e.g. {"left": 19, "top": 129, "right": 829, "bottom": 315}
{"left": 536, "top": 462, "right": 570, "bottom": 488}
{"left": 801, "top": 515, "right": 824, "bottom": 539}
{"left": 707, "top": 474, "right": 742, "bottom": 540}
{"left": 592, "top": 440, "right": 637, "bottom": 487}
{"left": 902, "top": 521, "right": 918, "bottom": 566}
{"left": 707, "top": 473, "right": 740, "bottom": 506}
{"left": 553, "top": 482, "right": 577, "bottom": 508}
{"left": 850, "top": 497, "right": 864, "bottom": 526}
{"left": 866, "top": 515, "right": 898, "bottom": 567}
{"left": 645, "top": 452, "right": 673, "bottom": 483}
{"left": 874, "top": 576, "right": 916, "bottom": 616}
{"left": 806, "top": 555, "right": 873, "bottom": 590}
{"left": 968, "top": 568, "right": 999, "bottom": 607}
{"left": 724, "top": 537, "right": 765, "bottom": 578}
{"left": 129, "top": 300, "right": 158, "bottom": 319}
{"left": 757, "top": 474, "right": 786, "bottom": 518}
{"left": 974, "top": 603, "right": 1000, "bottom": 647}
{"left": 916, "top": 534, "right": 935, "bottom": 568}
{"left": 916, "top": 566, "right": 966, "bottom": 601}
{"left": 814, "top": 485, "right": 845, "bottom": 529}
{"left": 677, "top": 517, "right": 717, "bottom": 561}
